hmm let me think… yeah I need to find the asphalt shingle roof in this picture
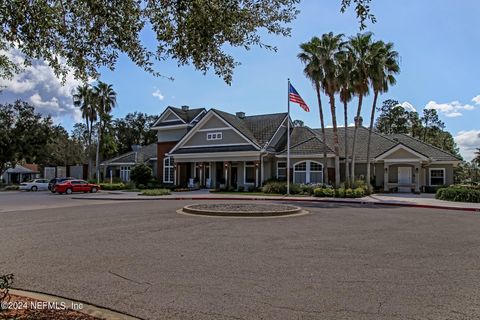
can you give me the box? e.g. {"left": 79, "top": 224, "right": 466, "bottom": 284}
{"left": 278, "top": 127, "right": 333, "bottom": 155}
{"left": 212, "top": 109, "right": 287, "bottom": 148}
{"left": 387, "top": 134, "right": 460, "bottom": 161}
{"left": 104, "top": 143, "right": 157, "bottom": 165}
{"left": 310, "top": 127, "right": 459, "bottom": 161}
{"left": 170, "top": 107, "right": 206, "bottom": 123}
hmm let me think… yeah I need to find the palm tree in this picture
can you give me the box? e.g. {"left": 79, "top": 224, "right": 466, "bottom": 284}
{"left": 365, "top": 41, "right": 400, "bottom": 189}
{"left": 338, "top": 50, "right": 354, "bottom": 188}
{"left": 347, "top": 33, "right": 373, "bottom": 184}
{"left": 319, "top": 32, "right": 345, "bottom": 187}
{"left": 475, "top": 149, "right": 480, "bottom": 165}
{"left": 93, "top": 81, "right": 117, "bottom": 183}
{"left": 298, "top": 37, "right": 328, "bottom": 184}
{"left": 73, "top": 85, "right": 97, "bottom": 179}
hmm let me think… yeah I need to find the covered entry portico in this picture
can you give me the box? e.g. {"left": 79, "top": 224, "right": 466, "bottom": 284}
{"left": 375, "top": 144, "right": 430, "bottom": 193}
{"left": 170, "top": 151, "right": 262, "bottom": 189}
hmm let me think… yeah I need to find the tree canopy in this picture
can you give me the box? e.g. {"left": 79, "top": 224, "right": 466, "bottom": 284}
{"left": 375, "top": 99, "right": 461, "bottom": 158}
{"left": 0, "top": 0, "right": 375, "bottom": 84}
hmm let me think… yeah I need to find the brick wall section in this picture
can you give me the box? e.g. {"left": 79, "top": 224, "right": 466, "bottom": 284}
{"left": 157, "top": 141, "right": 178, "bottom": 181}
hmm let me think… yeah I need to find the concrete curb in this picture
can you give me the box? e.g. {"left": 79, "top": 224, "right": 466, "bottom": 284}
{"left": 10, "top": 288, "right": 141, "bottom": 320}
{"left": 182, "top": 203, "right": 302, "bottom": 217}
{"left": 71, "top": 195, "right": 480, "bottom": 212}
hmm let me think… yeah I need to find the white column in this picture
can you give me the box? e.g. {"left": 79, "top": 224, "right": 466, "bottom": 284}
{"left": 383, "top": 163, "right": 389, "bottom": 192}
{"left": 415, "top": 163, "right": 421, "bottom": 193}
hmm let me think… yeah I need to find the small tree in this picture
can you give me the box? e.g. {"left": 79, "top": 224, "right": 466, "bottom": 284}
{"left": 130, "top": 164, "right": 153, "bottom": 187}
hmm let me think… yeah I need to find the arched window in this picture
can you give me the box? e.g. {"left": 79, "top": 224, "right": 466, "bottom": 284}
{"left": 293, "top": 161, "right": 323, "bottom": 184}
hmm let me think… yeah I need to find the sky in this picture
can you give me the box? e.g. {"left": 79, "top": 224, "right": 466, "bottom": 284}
{"left": 1, "top": 0, "right": 479, "bottom": 160}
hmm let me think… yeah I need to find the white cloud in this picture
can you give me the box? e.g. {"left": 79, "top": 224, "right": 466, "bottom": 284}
{"left": 425, "top": 100, "right": 476, "bottom": 117}
{"left": 0, "top": 49, "right": 87, "bottom": 121}
{"left": 454, "top": 130, "right": 480, "bottom": 161}
{"left": 472, "top": 95, "right": 480, "bottom": 105}
{"left": 152, "top": 89, "right": 164, "bottom": 101}
{"left": 400, "top": 101, "right": 416, "bottom": 112}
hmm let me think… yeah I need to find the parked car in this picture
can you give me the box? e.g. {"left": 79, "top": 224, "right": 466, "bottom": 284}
{"left": 55, "top": 180, "right": 100, "bottom": 194}
{"left": 19, "top": 179, "right": 50, "bottom": 191}
{"left": 48, "top": 177, "right": 76, "bottom": 193}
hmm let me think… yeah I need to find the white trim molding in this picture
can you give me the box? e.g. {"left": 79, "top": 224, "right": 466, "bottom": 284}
{"left": 276, "top": 161, "right": 286, "bottom": 179}
{"left": 429, "top": 167, "right": 446, "bottom": 186}
{"left": 180, "top": 143, "right": 252, "bottom": 149}
{"left": 375, "top": 144, "right": 429, "bottom": 161}
{"left": 169, "top": 110, "right": 261, "bottom": 154}
{"left": 293, "top": 160, "right": 323, "bottom": 184}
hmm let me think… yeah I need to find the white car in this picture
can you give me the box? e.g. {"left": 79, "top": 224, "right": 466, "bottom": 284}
{"left": 19, "top": 179, "right": 50, "bottom": 191}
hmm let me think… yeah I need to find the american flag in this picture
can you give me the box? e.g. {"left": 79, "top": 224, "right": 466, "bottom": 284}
{"left": 288, "top": 83, "right": 310, "bottom": 112}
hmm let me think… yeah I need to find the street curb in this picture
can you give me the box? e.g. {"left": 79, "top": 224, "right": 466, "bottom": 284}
{"left": 70, "top": 196, "right": 480, "bottom": 212}
{"left": 10, "top": 288, "right": 142, "bottom": 320}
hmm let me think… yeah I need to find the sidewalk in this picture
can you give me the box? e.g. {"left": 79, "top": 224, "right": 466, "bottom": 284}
{"left": 72, "top": 190, "right": 480, "bottom": 212}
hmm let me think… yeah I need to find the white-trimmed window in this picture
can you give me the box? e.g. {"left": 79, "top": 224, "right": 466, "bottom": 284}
{"left": 244, "top": 161, "right": 255, "bottom": 184}
{"left": 120, "top": 166, "right": 131, "bottom": 182}
{"left": 207, "top": 132, "right": 223, "bottom": 141}
{"left": 277, "top": 161, "right": 286, "bottom": 180}
{"left": 293, "top": 161, "right": 323, "bottom": 184}
{"left": 163, "top": 157, "right": 174, "bottom": 183}
{"left": 429, "top": 168, "right": 445, "bottom": 186}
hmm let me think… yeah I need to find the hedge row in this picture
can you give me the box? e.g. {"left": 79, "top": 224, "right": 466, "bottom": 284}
{"left": 261, "top": 181, "right": 367, "bottom": 198}
{"left": 314, "top": 187, "right": 366, "bottom": 198}
{"left": 436, "top": 187, "right": 480, "bottom": 203}
{"left": 99, "top": 183, "right": 127, "bottom": 190}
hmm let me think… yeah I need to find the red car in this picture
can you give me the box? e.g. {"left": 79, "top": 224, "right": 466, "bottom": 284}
{"left": 55, "top": 180, "right": 100, "bottom": 194}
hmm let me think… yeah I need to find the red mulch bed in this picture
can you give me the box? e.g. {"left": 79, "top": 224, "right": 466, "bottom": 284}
{"left": 1, "top": 294, "right": 103, "bottom": 320}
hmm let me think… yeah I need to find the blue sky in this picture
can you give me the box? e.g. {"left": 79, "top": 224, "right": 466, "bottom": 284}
{"left": 1, "top": 1, "right": 479, "bottom": 160}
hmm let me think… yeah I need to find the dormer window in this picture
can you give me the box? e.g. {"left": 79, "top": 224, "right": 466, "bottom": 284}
{"left": 207, "top": 132, "right": 222, "bottom": 141}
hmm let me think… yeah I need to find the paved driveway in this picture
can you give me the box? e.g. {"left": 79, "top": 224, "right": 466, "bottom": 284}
{"left": 1, "top": 195, "right": 479, "bottom": 319}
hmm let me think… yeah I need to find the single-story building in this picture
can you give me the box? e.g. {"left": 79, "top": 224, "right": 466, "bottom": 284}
{"left": 100, "top": 143, "right": 157, "bottom": 182}
{"left": 1, "top": 164, "right": 40, "bottom": 184}
{"left": 103, "top": 105, "right": 461, "bottom": 192}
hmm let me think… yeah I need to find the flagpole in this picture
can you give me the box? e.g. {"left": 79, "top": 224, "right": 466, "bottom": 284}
{"left": 287, "top": 78, "right": 291, "bottom": 196}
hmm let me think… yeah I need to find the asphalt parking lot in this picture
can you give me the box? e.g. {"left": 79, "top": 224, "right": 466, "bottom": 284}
{"left": 1, "top": 192, "right": 479, "bottom": 319}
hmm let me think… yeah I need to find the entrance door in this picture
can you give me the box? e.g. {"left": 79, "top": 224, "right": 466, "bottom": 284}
{"left": 398, "top": 167, "right": 412, "bottom": 192}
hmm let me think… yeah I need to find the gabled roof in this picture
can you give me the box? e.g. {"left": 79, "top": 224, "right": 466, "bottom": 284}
{"left": 212, "top": 109, "right": 287, "bottom": 148}
{"left": 311, "top": 127, "right": 459, "bottom": 161}
{"left": 152, "top": 106, "right": 206, "bottom": 128}
{"left": 278, "top": 127, "right": 333, "bottom": 155}
{"left": 170, "top": 107, "right": 206, "bottom": 123}
{"left": 387, "top": 134, "right": 461, "bottom": 161}
{"left": 102, "top": 143, "right": 157, "bottom": 165}
{"left": 312, "top": 127, "right": 397, "bottom": 160}
{"left": 4, "top": 164, "right": 39, "bottom": 174}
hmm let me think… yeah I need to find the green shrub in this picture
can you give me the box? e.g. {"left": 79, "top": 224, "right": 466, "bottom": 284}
{"left": 262, "top": 181, "right": 286, "bottom": 194}
{"left": 436, "top": 187, "right": 480, "bottom": 203}
{"left": 140, "top": 188, "right": 171, "bottom": 196}
{"left": 335, "top": 188, "right": 345, "bottom": 197}
{"left": 99, "top": 183, "right": 126, "bottom": 190}
{"left": 238, "top": 186, "right": 245, "bottom": 192}
{"left": 261, "top": 181, "right": 301, "bottom": 194}
{"left": 345, "top": 188, "right": 354, "bottom": 198}
{"left": 130, "top": 164, "right": 153, "bottom": 187}
{"left": 353, "top": 187, "right": 366, "bottom": 198}
{"left": 423, "top": 185, "right": 447, "bottom": 193}
{"left": 313, "top": 187, "right": 335, "bottom": 197}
